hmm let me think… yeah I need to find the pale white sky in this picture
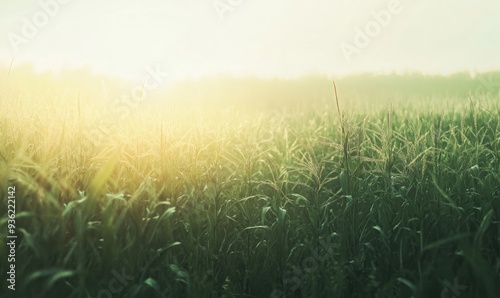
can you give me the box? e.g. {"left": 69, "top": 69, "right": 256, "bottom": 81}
{"left": 1, "top": 0, "right": 499, "bottom": 83}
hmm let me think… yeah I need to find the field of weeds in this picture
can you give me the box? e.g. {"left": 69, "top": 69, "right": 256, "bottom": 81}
{"left": 1, "top": 72, "right": 499, "bottom": 297}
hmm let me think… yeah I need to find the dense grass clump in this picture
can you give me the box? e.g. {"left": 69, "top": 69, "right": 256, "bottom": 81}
{"left": 0, "top": 74, "right": 499, "bottom": 297}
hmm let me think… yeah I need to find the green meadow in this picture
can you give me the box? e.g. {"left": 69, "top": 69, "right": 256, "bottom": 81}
{"left": 1, "top": 68, "right": 499, "bottom": 297}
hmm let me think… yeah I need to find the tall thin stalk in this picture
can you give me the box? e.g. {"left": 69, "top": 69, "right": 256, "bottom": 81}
{"left": 333, "top": 80, "right": 350, "bottom": 194}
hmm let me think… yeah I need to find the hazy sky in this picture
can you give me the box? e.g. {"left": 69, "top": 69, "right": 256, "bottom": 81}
{"left": 1, "top": 0, "right": 499, "bottom": 83}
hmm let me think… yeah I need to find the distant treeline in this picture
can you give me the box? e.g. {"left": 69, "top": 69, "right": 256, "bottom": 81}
{"left": 164, "top": 72, "right": 500, "bottom": 105}
{"left": 1, "top": 63, "right": 499, "bottom": 108}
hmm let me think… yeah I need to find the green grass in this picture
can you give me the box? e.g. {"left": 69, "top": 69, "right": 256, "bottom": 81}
{"left": 0, "top": 74, "right": 499, "bottom": 297}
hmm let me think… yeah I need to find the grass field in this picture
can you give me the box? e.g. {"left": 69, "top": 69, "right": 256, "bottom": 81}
{"left": 1, "top": 70, "right": 499, "bottom": 297}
